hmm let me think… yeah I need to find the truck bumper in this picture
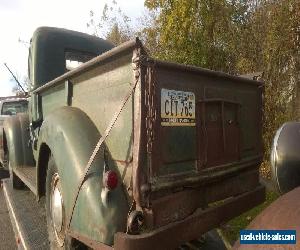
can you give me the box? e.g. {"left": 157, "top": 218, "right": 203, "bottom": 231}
{"left": 114, "top": 185, "right": 265, "bottom": 250}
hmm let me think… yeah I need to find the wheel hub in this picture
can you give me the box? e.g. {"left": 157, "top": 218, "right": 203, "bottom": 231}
{"left": 51, "top": 173, "right": 65, "bottom": 246}
{"left": 52, "top": 185, "right": 63, "bottom": 232}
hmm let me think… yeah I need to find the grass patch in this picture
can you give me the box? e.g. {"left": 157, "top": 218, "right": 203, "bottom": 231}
{"left": 220, "top": 191, "right": 279, "bottom": 244}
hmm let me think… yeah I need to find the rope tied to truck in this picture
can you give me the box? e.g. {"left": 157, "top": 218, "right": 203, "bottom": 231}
{"left": 67, "top": 46, "right": 144, "bottom": 231}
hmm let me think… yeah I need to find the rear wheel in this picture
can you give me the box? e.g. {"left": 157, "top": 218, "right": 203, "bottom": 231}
{"left": 46, "top": 155, "right": 87, "bottom": 250}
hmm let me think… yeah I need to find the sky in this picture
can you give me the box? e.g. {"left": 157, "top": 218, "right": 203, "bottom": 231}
{"left": 0, "top": 0, "right": 145, "bottom": 96}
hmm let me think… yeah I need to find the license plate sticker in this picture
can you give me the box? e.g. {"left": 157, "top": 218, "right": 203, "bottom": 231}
{"left": 161, "top": 88, "right": 196, "bottom": 126}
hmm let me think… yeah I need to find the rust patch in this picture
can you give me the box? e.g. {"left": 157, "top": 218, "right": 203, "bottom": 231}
{"left": 114, "top": 186, "right": 265, "bottom": 250}
{"left": 150, "top": 189, "right": 205, "bottom": 228}
{"left": 147, "top": 169, "right": 259, "bottom": 229}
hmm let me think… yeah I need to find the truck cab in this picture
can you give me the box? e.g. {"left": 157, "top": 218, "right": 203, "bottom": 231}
{"left": 3, "top": 27, "right": 265, "bottom": 249}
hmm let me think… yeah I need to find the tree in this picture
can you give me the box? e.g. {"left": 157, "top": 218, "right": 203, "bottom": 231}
{"left": 144, "top": 0, "right": 249, "bottom": 73}
{"left": 236, "top": 0, "right": 299, "bottom": 177}
{"left": 87, "top": 1, "right": 134, "bottom": 45}
{"left": 143, "top": 0, "right": 300, "bottom": 178}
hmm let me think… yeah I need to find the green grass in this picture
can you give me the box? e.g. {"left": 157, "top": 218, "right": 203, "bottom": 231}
{"left": 221, "top": 191, "right": 279, "bottom": 244}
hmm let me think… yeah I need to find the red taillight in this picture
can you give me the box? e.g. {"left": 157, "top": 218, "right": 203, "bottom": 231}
{"left": 103, "top": 170, "right": 118, "bottom": 190}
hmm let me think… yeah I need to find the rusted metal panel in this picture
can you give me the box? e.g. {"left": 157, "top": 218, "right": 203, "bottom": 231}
{"left": 129, "top": 58, "right": 265, "bottom": 239}
{"left": 200, "top": 100, "right": 240, "bottom": 168}
{"left": 145, "top": 59, "right": 263, "bottom": 86}
{"left": 203, "top": 168, "right": 259, "bottom": 204}
{"left": 132, "top": 49, "right": 149, "bottom": 209}
{"left": 146, "top": 168, "right": 259, "bottom": 229}
{"left": 69, "top": 230, "right": 113, "bottom": 250}
{"left": 149, "top": 156, "right": 262, "bottom": 192}
{"left": 149, "top": 189, "right": 205, "bottom": 228}
{"left": 144, "top": 60, "right": 263, "bottom": 186}
{"left": 233, "top": 186, "right": 300, "bottom": 249}
{"left": 114, "top": 185, "right": 265, "bottom": 250}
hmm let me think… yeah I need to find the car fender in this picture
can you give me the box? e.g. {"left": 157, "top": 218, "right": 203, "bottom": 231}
{"left": 233, "top": 187, "right": 300, "bottom": 249}
{"left": 38, "top": 106, "right": 128, "bottom": 245}
{"left": 3, "top": 113, "right": 34, "bottom": 169}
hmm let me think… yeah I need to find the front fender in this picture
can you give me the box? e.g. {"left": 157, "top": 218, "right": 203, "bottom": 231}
{"left": 3, "top": 114, "right": 34, "bottom": 169}
{"left": 38, "top": 106, "right": 128, "bottom": 245}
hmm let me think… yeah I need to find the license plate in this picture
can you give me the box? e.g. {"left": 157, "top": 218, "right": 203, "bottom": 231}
{"left": 161, "top": 88, "right": 196, "bottom": 126}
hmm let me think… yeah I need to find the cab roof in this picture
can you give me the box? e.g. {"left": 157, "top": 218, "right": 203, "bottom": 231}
{"left": 28, "top": 27, "right": 114, "bottom": 89}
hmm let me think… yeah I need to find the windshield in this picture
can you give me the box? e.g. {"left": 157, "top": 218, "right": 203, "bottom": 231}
{"left": 1, "top": 101, "right": 28, "bottom": 115}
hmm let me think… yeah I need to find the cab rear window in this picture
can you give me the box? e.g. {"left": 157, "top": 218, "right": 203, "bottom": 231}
{"left": 65, "top": 50, "right": 96, "bottom": 71}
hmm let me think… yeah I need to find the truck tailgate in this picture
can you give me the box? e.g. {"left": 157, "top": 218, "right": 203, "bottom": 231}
{"left": 146, "top": 60, "right": 263, "bottom": 183}
{"left": 137, "top": 58, "right": 264, "bottom": 228}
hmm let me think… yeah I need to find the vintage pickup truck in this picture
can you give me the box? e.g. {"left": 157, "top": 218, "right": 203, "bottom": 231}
{"left": 0, "top": 97, "right": 28, "bottom": 167}
{"left": 2, "top": 27, "right": 265, "bottom": 249}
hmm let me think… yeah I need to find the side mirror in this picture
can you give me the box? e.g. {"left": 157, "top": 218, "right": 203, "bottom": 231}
{"left": 271, "top": 122, "right": 300, "bottom": 194}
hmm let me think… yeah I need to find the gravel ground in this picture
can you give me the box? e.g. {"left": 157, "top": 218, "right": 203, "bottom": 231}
{"left": 0, "top": 169, "right": 17, "bottom": 250}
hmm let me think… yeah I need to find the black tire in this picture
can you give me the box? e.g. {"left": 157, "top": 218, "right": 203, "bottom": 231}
{"left": 46, "top": 155, "right": 87, "bottom": 250}
{"left": 7, "top": 151, "right": 24, "bottom": 189}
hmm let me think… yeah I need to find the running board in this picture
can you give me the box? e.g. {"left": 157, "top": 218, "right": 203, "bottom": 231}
{"left": 2, "top": 178, "right": 49, "bottom": 249}
{"left": 14, "top": 166, "right": 37, "bottom": 195}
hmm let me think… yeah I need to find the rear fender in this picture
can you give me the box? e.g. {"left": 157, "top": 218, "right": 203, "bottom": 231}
{"left": 38, "top": 106, "right": 128, "bottom": 245}
{"left": 3, "top": 114, "right": 34, "bottom": 169}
